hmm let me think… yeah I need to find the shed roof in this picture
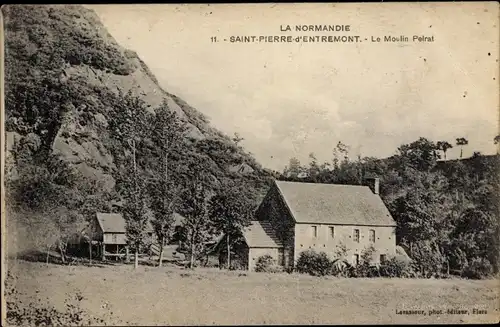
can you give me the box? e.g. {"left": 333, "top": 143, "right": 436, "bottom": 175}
{"left": 274, "top": 180, "right": 396, "bottom": 226}
{"left": 242, "top": 221, "right": 283, "bottom": 248}
{"left": 96, "top": 212, "right": 186, "bottom": 233}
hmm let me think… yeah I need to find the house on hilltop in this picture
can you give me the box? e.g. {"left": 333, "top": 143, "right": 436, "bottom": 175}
{"left": 233, "top": 178, "right": 397, "bottom": 271}
{"left": 228, "top": 162, "right": 255, "bottom": 175}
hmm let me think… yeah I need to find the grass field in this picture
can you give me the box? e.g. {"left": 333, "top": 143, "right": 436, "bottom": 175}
{"left": 4, "top": 260, "right": 499, "bottom": 325}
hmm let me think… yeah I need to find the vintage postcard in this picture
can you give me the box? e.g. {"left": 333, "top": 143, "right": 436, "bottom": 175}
{"left": 1, "top": 2, "right": 499, "bottom": 326}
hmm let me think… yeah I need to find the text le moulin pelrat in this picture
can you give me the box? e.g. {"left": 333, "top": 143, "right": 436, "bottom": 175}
{"left": 216, "top": 24, "right": 434, "bottom": 44}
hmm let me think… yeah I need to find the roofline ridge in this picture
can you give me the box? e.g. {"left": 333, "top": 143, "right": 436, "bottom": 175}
{"left": 294, "top": 221, "right": 396, "bottom": 227}
{"left": 274, "top": 180, "right": 298, "bottom": 223}
{"left": 95, "top": 212, "right": 105, "bottom": 232}
{"left": 275, "top": 180, "right": 371, "bottom": 188}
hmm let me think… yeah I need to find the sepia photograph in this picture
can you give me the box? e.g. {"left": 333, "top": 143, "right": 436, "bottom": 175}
{"left": 1, "top": 3, "right": 499, "bottom": 326}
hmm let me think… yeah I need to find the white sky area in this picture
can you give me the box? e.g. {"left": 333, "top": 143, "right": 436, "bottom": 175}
{"left": 89, "top": 3, "right": 499, "bottom": 171}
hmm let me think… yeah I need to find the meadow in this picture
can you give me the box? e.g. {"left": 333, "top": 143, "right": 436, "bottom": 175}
{"left": 4, "top": 259, "right": 499, "bottom": 325}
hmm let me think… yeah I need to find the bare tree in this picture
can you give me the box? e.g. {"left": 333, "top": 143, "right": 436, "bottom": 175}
{"left": 456, "top": 137, "right": 469, "bottom": 159}
{"left": 436, "top": 141, "right": 453, "bottom": 160}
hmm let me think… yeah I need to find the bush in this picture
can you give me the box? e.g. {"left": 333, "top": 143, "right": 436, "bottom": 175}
{"left": 462, "top": 257, "right": 493, "bottom": 279}
{"left": 229, "top": 260, "right": 247, "bottom": 271}
{"left": 379, "top": 256, "right": 413, "bottom": 277}
{"left": 5, "top": 272, "right": 120, "bottom": 326}
{"left": 255, "top": 254, "right": 273, "bottom": 272}
{"left": 255, "top": 254, "right": 283, "bottom": 273}
{"left": 354, "top": 263, "right": 380, "bottom": 278}
{"left": 296, "top": 250, "right": 333, "bottom": 276}
{"left": 330, "top": 259, "right": 352, "bottom": 277}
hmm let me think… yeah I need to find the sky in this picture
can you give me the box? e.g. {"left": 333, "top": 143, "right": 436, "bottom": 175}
{"left": 88, "top": 3, "right": 499, "bottom": 171}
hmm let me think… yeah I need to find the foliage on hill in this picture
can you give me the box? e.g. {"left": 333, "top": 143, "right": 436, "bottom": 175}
{"left": 280, "top": 138, "right": 500, "bottom": 278}
{"left": 3, "top": 5, "right": 273, "bottom": 260}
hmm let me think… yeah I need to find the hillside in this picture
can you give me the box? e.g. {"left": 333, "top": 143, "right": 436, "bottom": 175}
{"left": 3, "top": 5, "right": 498, "bottom": 280}
{"left": 2, "top": 5, "right": 278, "bottom": 260}
{"left": 3, "top": 5, "right": 273, "bottom": 199}
{"left": 279, "top": 138, "right": 499, "bottom": 278}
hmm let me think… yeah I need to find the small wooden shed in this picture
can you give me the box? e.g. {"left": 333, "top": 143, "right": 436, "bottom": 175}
{"left": 90, "top": 213, "right": 155, "bottom": 261}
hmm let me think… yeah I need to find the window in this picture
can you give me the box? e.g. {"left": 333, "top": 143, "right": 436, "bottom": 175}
{"left": 369, "top": 229, "right": 376, "bottom": 243}
{"left": 312, "top": 226, "right": 318, "bottom": 238}
{"left": 329, "top": 226, "right": 335, "bottom": 239}
{"left": 380, "top": 254, "right": 387, "bottom": 264}
{"left": 112, "top": 234, "right": 117, "bottom": 243}
{"left": 354, "top": 254, "right": 360, "bottom": 266}
{"left": 353, "top": 229, "right": 360, "bottom": 243}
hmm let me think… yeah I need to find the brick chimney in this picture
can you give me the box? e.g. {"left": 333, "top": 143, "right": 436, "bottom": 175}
{"left": 364, "top": 177, "right": 380, "bottom": 195}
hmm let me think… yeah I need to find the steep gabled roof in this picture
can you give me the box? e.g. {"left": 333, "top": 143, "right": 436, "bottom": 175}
{"left": 172, "top": 212, "right": 185, "bottom": 226}
{"left": 274, "top": 181, "right": 396, "bottom": 226}
{"left": 242, "top": 221, "right": 283, "bottom": 248}
{"left": 95, "top": 212, "right": 176, "bottom": 233}
{"left": 228, "top": 162, "right": 255, "bottom": 175}
{"left": 96, "top": 213, "right": 127, "bottom": 233}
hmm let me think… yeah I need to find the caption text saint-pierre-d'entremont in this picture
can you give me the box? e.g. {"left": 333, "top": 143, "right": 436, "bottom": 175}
{"left": 221, "top": 24, "right": 434, "bottom": 44}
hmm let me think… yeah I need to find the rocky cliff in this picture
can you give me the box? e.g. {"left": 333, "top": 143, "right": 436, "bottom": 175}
{"left": 3, "top": 5, "right": 273, "bottom": 200}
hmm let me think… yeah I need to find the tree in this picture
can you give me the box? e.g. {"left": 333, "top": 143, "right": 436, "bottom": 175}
{"left": 395, "top": 137, "right": 439, "bottom": 171}
{"left": 209, "top": 181, "right": 257, "bottom": 269}
{"left": 449, "top": 206, "right": 499, "bottom": 276}
{"left": 179, "top": 177, "right": 214, "bottom": 269}
{"left": 77, "top": 180, "right": 115, "bottom": 264}
{"left": 4, "top": 73, "right": 75, "bottom": 152}
{"left": 307, "top": 152, "right": 321, "bottom": 180}
{"left": 494, "top": 135, "right": 500, "bottom": 154}
{"left": 5, "top": 150, "right": 92, "bottom": 265}
{"left": 456, "top": 137, "right": 469, "bottom": 159}
{"left": 336, "top": 141, "right": 350, "bottom": 162}
{"left": 284, "top": 157, "right": 301, "bottom": 179}
{"left": 119, "top": 167, "right": 149, "bottom": 269}
{"left": 387, "top": 167, "right": 454, "bottom": 276}
{"left": 149, "top": 103, "right": 188, "bottom": 267}
{"left": 7, "top": 205, "right": 62, "bottom": 266}
{"left": 436, "top": 141, "right": 453, "bottom": 160}
{"left": 232, "top": 132, "right": 244, "bottom": 147}
{"left": 332, "top": 141, "right": 350, "bottom": 168}
{"left": 109, "top": 91, "right": 151, "bottom": 269}
{"left": 149, "top": 181, "right": 182, "bottom": 267}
